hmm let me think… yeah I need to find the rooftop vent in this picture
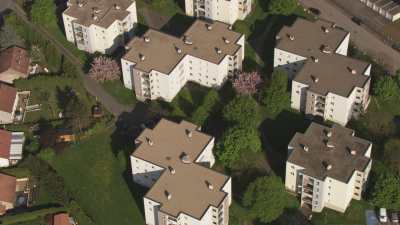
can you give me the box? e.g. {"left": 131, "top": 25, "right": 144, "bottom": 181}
{"left": 146, "top": 137, "right": 153, "bottom": 146}
{"left": 175, "top": 47, "right": 182, "bottom": 54}
{"left": 114, "top": 4, "right": 121, "bottom": 10}
{"left": 288, "top": 34, "right": 295, "bottom": 41}
{"left": 326, "top": 130, "right": 332, "bottom": 137}
{"left": 322, "top": 161, "right": 332, "bottom": 170}
{"left": 216, "top": 48, "right": 222, "bottom": 54}
{"left": 77, "top": 1, "right": 85, "bottom": 7}
{"left": 321, "top": 45, "right": 332, "bottom": 54}
{"left": 206, "top": 24, "right": 213, "bottom": 31}
{"left": 302, "top": 144, "right": 309, "bottom": 152}
{"left": 124, "top": 45, "right": 131, "bottom": 50}
{"left": 322, "top": 26, "right": 329, "bottom": 33}
{"left": 311, "top": 56, "right": 319, "bottom": 63}
{"left": 165, "top": 190, "right": 172, "bottom": 200}
{"left": 350, "top": 69, "right": 357, "bottom": 75}
{"left": 332, "top": 23, "right": 337, "bottom": 28}
{"left": 183, "top": 36, "right": 193, "bottom": 45}
{"left": 311, "top": 75, "right": 319, "bottom": 83}
{"left": 326, "top": 141, "right": 335, "bottom": 148}
{"left": 92, "top": 7, "right": 101, "bottom": 14}
{"left": 92, "top": 14, "right": 99, "bottom": 21}
{"left": 223, "top": 37, "right": 230, "bottom": 44}
{"left": 205, "top": 180, "right": 214, "bottom": 190}
{"left": 144, "top": 36, "right": 150, "bottom": 43}
{"left": 180, "top": 152, "right": 191, "bottom": 164}
{"left": 350, "top": 149, "right": 357, "bottom": 155}
{"left": 168, "top": 166, "right": 176, "bottom": 174}
{"left": 228, "top": 25, "right": 233, "bottom": 30}
{"left": 139, "top": 53, "right": 145, "bottom": 61}
{"left": 186, "top": 129, "right": 192, "bottom": 138}
{"left": 275, "top": 35, "right": 281, "bottom": 40}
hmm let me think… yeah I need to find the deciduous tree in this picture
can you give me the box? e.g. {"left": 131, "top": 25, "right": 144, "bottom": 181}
{"left": 64, "top": 96, "right": 91, "bottom": 133}
{"left": 374, "top": 76, "right": 400, "bottom": 102}
{"left": 88, "top": 56, "right": 121, "bottom": 82}
{"left": 268, "top": 0, "right": 298, "bottom": 16}
{"left": 232, "top": 71, "right": 262, "bottom": 95}
{"left": 223, "top": 95, "right": 260, "bottom": 127}
{"left": 371, "top": 171, "right": 400, "bottom": 210}
{"left": 261, "top": 69, "right": 290, "bottom": 116}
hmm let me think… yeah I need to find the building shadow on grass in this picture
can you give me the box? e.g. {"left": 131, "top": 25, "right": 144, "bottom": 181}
{"left": 160, "top": 13, "right": 195, "bottom": 37}
{"left": 260, "top": 110, "right": 311, "bottom": 178}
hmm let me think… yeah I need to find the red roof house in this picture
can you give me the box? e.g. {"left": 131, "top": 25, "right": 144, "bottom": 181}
{"left": 53, "top": 213, "right": 70, "bottom": 225}
{"left": 0, "top": 46, "right": 30, "bottom": 84}
{"left": 0, "top": 83, "right": 18, "bottom": 124}
{"left": 0, "top": 173, "right": 17, "bottom": 215}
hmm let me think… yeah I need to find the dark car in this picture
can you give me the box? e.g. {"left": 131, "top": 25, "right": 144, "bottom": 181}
{"left": 352, "top": 17, "right": 363, "bottom": 25}
{"left": 308, "top": 7, "right": 321, "bottom": 16}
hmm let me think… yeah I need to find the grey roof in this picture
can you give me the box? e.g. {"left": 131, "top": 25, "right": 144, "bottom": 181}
{"left": 63, "top": 0, "right": 133, "bottom": 28}
{"left": 276, "top": 18, "right": 349, "bottom": 58}
{"left": 123, "top": 20, "right": 243, "bottom": 74}
{"left": 294, "top": 53, "right": 371, "bottom": 97}
{"left": 133, "top": 119, "right": 229, "bottom": 219}
{"left": 288, "top": 123, "right": 372, "bottom": 183}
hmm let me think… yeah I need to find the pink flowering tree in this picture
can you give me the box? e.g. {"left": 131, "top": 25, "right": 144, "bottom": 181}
{"left": 232, "top": 71, "right": 262, "bottom": 95}
{"left": 88, "top": 56, "right": 121, "bottom": 82}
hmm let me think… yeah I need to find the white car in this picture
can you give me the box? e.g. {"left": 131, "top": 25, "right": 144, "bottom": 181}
{"left": 380, "top": 208, "right": 388, "bottom": 223}
{"left": 392, "top": 212, "right": 399, "bottom": 223}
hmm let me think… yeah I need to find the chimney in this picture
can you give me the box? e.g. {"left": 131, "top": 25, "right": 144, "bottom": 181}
{"left": 311, "top": 75, "right": 319, "bottom": 83}
{"left": 146, "top": 137, "right": 153, "bottom": 146}
{"left": 223, "top": 37, "right": 230, "bottom": 44}
{"left": 312, "top": 56, "right": 319, "bottom": 63}
{"left": 326, "top": 130, "right": 332, "bottom": 137}
{"left": 206, "top": 180, "right": 214, "bottom": 190}
{"left": 168, "top": 166, "right": 176, "bottom": 174}
{"left": 206, "top": 24, "right": 213, "bottom": 31}
{"left": 326, "top": 141, "right": 335, "bottom": 148}
{"left": 322, "top": 26, "right": 329, "bottom": 33}
{"left": 139, "top": 53, "right": 145, "bottom": 61}
{"left": 332, "top": 23, "right": 337, "bottom": 28}
{"left": 228, "top": 25, "right": 233, "bottom": 30}
{"left": 180, "top": 152, "right": 191, "bottom": 164}
{"left": 144, "top": 36, "right": 150, "bottom": 43}
{"left": 92, "top": 14, "right": 98, "bottom": 21}
{"left": 216, "top": 48, "right": 222, "bottom": 54}
{"left": 288, "top": 34, "right": 295, "bottom": 41}
{"left": 183, "top": 36, "right": 193, "bottom": 45}
{"left": 323, "top": 161, "right": 332, "bottom": 170}
{"left": 175, "top": 47, "right": 182, "bottom": 54}
{"left": 302, "top": 144, "right": 309, "bottom": 152}
{"left": 165, "top": 190, "right": 172, "bottom": 200}
{"left": 351, "top": 69, "right": 357, "bottom": 74}
{"left": 275, "top": 35, "right": 281, "bottom": 40}
{"left": 114, "top": 4, "right": 121, "bottom": 10}
{"left": 350, "top": 149, "right": 357, "bottom": 155}
{"left": 186, "top": 129, "right": 192, "bottom": 138}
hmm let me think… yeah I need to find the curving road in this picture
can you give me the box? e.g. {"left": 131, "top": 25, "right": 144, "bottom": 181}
{"left": 300, "top": 0, "right": 400, "bottom": 73}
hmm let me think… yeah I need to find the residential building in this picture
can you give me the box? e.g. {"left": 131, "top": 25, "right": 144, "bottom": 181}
{"left": 185, "top": 0, "right": 252, "bottom": 25}
{"left": 122, "top": 20, "right": 245, "bottom": 102}
{"left": 0, "top": 83, "right": 19, "bottom": 124}
{"left": 0, "top": 129, "right": 25, "bottom": 168}
{"left": 0, "top": 46, "right": 30, "bottom": 84}
{"left": 51, "top": 213, "right": 76, "bottom": 225}
{"left": 274, "top": 18, "right": 371, "bottom": 125}
{"left": 360, "top": 0, "right": 400, "bottom": 22}
{"left": 285, "top": 123, "right": 372, "bottom": 213}
{"left": 62, "top": 0, "right": 138, "bottom": 54}
{"left": 0, "top": 173, "right": 29, "bottom": 215}
{"left": 131, "top": 119, "right": 232, "bottom": 225}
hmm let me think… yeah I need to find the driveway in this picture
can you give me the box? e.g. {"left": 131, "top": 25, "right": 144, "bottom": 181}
{"left": 300, "top": 0, "right": 400, "bottom": 73}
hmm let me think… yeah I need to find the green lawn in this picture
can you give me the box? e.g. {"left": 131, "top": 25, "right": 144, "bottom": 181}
{"left": 15, "top": 76, "right": 94, "bottom": 123}
{"left": 50, "top": 128, "right": 145, "bottom": 225}
{"left": 312, "top": 200, "right": 372, "bottom": 225}
{"left": 136, "top": 0, "right": 183, "bottom": 17}
{"left": 102, "top": 80, "right": 137, "bottom": 106}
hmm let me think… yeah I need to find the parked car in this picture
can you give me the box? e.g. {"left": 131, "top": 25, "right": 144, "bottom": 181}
{"left": 308, "top": 7, "right": 321, "bottom": 16}
{"left": 380, "top": 208, "right": 388, "bottom": 223}
{"left": 351, "top": 16, "right": 363, "bottom": 25}
{"left": 392, "top": 212, "right": 399, "bottom": 223}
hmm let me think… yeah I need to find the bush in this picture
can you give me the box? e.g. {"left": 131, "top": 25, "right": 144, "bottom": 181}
{"left": 373, "top": 76, "right": 400, "bottom": 102}
{"left": 190, "top": 89, "right": 220, "bottom": 125}
{"left": 268, "top": 0, "right": 298, "bottom": 16}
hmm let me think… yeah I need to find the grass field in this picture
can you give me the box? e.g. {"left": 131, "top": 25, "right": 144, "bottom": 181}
{"left": 50, "top": 128, "right": 145, "bottom": 225}
{"left": 102, "top": 80, "right": 137, "bottom": 106}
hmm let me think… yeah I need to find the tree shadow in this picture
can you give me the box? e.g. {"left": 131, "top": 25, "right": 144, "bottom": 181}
{"left": 54, "top": 0, "right": 68, "bottom": 36}
{"left": 260, "top": 110, "right": 311, "bottom": 178}
{"left": 56, "top": 85, "right": 74, "bottom": 110}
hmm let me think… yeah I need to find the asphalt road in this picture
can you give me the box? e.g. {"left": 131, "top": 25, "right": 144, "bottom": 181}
{"left": 300, "top": 0, "right": 400, "bottom": 73}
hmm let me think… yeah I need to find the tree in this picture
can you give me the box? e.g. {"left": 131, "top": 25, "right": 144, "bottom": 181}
{"left": 30, "top": 0, "right": 57, "bottom": 25}
{"left": 223, "top": 95, "right": 260, "bottom": 127}
{"left": 374, "top": 76, "right": 400, "bottom": 102}
{"left": 64, "top": 96, "right": 91, "bottom": 133}
{"left": 371, "top": 171, "right": 400, "bottom": 210}
{"left": 243, "top": 176, "right": 290, "bottom": 223}
{"left": 88, "top": 56, "right": 121, "bottom": 82}
{"left": 261, "top": 69, "right": 290, "bottom": 116}
{"left": 191, "top": 89, "right": 220, "bottom": 125}
{"left": 383, "top": 138, "right": 400, "bottom": 172}
{"left": 216, "top": 125, "right": 262, "bottom": 168}
{"left": 268, "top": 0, "right": 298, "bottom": 16}
{"left": 0, "top": 25, "right": 24, "bottom": 50}
{"left": 232, "top": 71, "right": 262, "bottom": 95}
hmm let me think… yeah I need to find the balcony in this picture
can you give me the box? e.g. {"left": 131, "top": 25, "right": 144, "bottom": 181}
{"left": 302, "top": 196, "right": 313, "bottom": 205}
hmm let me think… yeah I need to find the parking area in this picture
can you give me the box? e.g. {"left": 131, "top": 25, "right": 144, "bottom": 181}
{"left": 331, "top": 0, "right": 400, "bottom": 45}
{"left": 366, "top": 209, "right": 400, "bottom": 225}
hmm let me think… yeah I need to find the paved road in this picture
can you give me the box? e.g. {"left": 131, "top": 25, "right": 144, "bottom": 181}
{"left": 300, "top": 0, "right": 400, "bottom": 73}
{"left": 4, "top": 0, "right": 132, "bottom": 116}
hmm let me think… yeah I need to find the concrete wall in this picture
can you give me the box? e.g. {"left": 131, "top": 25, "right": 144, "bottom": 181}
{"left": 273, "top": 48, "right": 307, "bottom": 79}
{"left": 130, "top": 155, "right": 164, "bottom": 188}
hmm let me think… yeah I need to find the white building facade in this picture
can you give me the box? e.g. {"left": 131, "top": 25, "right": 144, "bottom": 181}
{"left": 185, "top": 0, "right": 252, "bottom": 25}
{"left": 122, "top": 20, "right": 245, "bottom": 102}
{"left": 285, "top": 123, "right": 372, "bottom": 213}
{"left": 0, "top": 130, "right": 25, "bottom": 168}
{"left": 360, "top": 0, "right": 400, "bottom": 22}
{"left": 130, "top": 119, "right": 232, "bottom": 225}
{"left": 62, "top": 0, "right": 137, "bottom": 54}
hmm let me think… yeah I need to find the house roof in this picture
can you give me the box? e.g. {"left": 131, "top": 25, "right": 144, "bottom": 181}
{"left": 53, "top": 213, "right": 70, "bottom": 225}
{"left": 0, "top": 173, "right": 17, "bottom": 204}
{"left": 0, "top": 46, "right": 30, "bottom": 76}
{"left": 276, "top": 18, "right": 349, "bottom": 58}
{"left": 294, "top": 54, "right": 371, "bottom": 97}
{"left": 63, "top": 0, "right": 133, "bottom": 28}
{"left": 0, "top": 83, "right": 17, "bottom": 113}
{"left": 0, "top": 129, "right": 12, "bottom": 159}
{"left": 288, "top": 123, "right": 372, "bottom": 183}
{"left": 123, "top": 20, "right": 243, "bottom": 74}
{"left": 132, "top": 119, "right": 229, "bottom": 219}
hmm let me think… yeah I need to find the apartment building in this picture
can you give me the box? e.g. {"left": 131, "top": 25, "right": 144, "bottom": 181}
{"left": 122, "top": 20, "right": 245, "bottom": 102}
{"left": 274, "top": 18, "right": 372, "bottom": 125}
{"left": 131, "top": 119, "right": 232, "bottom": 225}
{"left": 62, "top": 0, "right": 137, "bottom": 54}
{"left": 360, "top": 0, "right": 400, "bottom": 22}
{"left": 185, "top": 0, "right": 252, "bottom": 25}
{"left": 0, "top": 129, "right": 25, "bottom": 168}
{"left": 285, "top": 123, "right": 372, "bottom": 213}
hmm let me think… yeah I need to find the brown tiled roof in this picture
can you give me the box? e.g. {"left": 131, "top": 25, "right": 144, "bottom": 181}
{"left": 0, "top": 129, "right": 12, "bottom": 159}
{"left": 63, "top": 0, "right": 133, "bottom": 28}
{"left": 133, "top": 119, "right": 229, "bottom": 219}
{"left": 276, "top": 18, "right": 349, "bottom": 58}
{"left": 0, "top": 83, "right": 17, "bottom": 113}
{"left": 53, "top": 213, "right": 70, "bottom": 225}
{"left": 294, "top": 54, "right": 371, "bottom": 97}
{"left": 123, "top": 20, "right": 243, "bottom": 74}
{"left": 0, "top": 46, "right": 30, "bottom": 76}
{"left": 0, "top": 173, "right": 16, "bottom": 204}
{"left": 288, "top": 123, "right": 372, "bottom": 183}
